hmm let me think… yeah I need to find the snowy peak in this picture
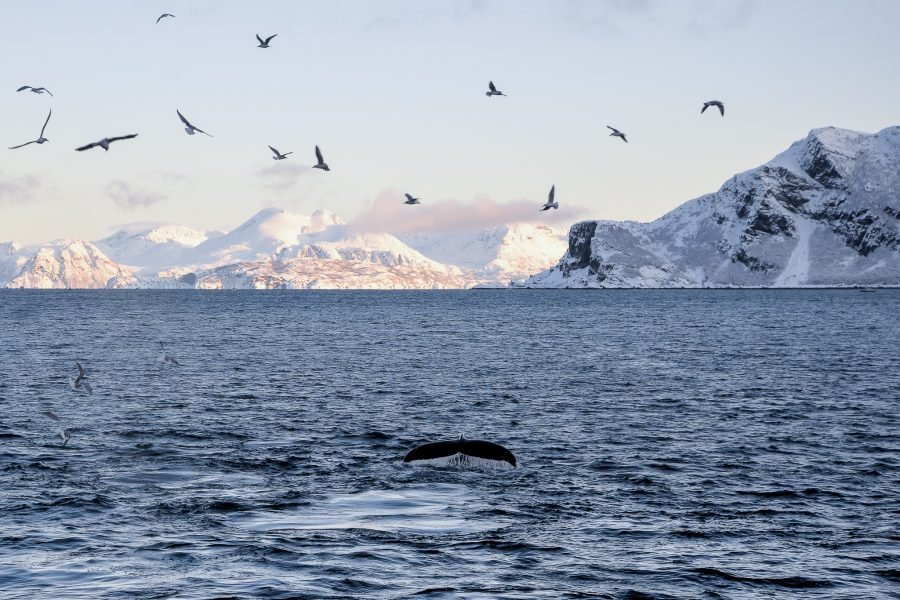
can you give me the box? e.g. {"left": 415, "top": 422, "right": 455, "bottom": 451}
{"left": 527, "top": 126, "right": 900, "bottom": 288}
{"left": 3, "top": 240, "right": 135, "bottom": 289}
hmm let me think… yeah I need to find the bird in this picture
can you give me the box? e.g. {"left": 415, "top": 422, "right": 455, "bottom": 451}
{"left": 268, "top": 145, "right": 292, "bottom": 160}
{"left": 59, "top": 428, "right": 71, "bottom": 447}
{"left": 256, "top": 34, "right": 277, "bottom": 48}
{"left": 9, "top": 109, "right": 52, "bottom": 150}
{"left": 156, "top": 13, "right": 175, "bottom": 23}
{"left": 404, "top": 434, "right": 516, "bottom": 467}
{"left": 312, "top": 146, "right": 329, "bottom": 171}
{"left": 177, "top": 110, "right": 212, "bottom": 137}
{"left": 607, "top": 126, "right": 628, "bottom": 143}
{"left": 75, "top": 134, "right": 138, "bottom": 152}
{"left": 485, "top": 81, "right": 506, "bottom": 97}
{"left": 17, "top": 85, "right": 53, "bottom": 96}
{"left": 158, "top": 342, "right": 180, "bottom": 366}
{"left": 702, "top": 100, "right": 725, "bottom": 117}
{"left": 68, "top": 362, "right": 93, "bottom": 396}
{"left": 404, "top": 193, "right": 421, "bottom": 205}
{"left": 540, "top": 185, "right": 558, "bottom": 211}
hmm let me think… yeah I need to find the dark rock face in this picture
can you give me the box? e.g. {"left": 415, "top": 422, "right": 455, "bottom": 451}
{"left": 558, "top": 221, "right": 608, "bottom": 281}
{"left": 815, "top": 202, "right": 900, "bottom": 257}
{"left": 748, "top": 202, "right": 795, "bottom": 237}
{"left": 178, "top": 272, "right": 198, "bottom": 286}
{"left": 800, "top": 138, "right": 848, "bottom": 189}
{"left": 732, "top": 248, "right": 774, "bottom": 273}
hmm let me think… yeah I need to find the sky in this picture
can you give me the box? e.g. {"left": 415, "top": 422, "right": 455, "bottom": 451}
{"left": 2, "top": 0, "right": 899, "bottom": 245}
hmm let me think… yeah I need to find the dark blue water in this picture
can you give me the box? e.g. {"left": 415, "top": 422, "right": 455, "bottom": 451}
{"left": 1, "top": 290, "right": 898, "bottom": 599}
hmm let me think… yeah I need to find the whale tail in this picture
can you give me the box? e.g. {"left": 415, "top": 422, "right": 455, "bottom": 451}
{"left": 403, "top": 436, "right": 516, "bottom": 467}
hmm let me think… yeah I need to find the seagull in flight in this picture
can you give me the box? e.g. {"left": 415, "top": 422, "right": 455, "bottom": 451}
{"left": 42, "top": 411, "right": 69, "bottom": 446}
{"left": 158, "top": 342, "right": 180, "bottom": 366}
{"left": 256, "top": 34, "right": 277, "bottom": 48}
{"left": 9, "top": 109, "right": 52, "bottom": 149}
{"left": 540, "top": 185, "right": 558, "bottom": 211}
{"left": 702, "top": 100, "right": 725, "bottom": 117}
{"left": 269, "top": 145, "right": 292, "bottom": 160}
{"left": 75, "top": 134, "right": 138, "bottom": 152}
{"left": 69, "top": 362, "right": 93, "bottom": 396}
{"left": 17, "top": 85, "right": 53, "bottom": 96}
{"left": 485, "top": 81, "right": 506, "bottom": 97}
{"left": 312, "top": 146, "right": 330, "bottom": 171}
{"left": 404, "top": 193, "right": 421, "bottom": 205}
{"left": 156, "top": 13, "right": 175, "bottom": 23}
{"left": 606, "top": 126, "right": 628, "bottom": 143}
{"left": 177, "top": 110, "right": 212, "bottom": 137}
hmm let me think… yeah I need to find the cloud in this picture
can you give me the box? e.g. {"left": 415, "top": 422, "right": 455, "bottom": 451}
{"left": 349, "top": 189, "right": 587, "bottom": 235}
{"left": 106, "top": 180, "right": 166, "bottom": 210}
{"left": 0, "top": 172, "right": 45, "bottom": 206}
{"left": 256, "top": 162, "right": 314, "bottom": 193}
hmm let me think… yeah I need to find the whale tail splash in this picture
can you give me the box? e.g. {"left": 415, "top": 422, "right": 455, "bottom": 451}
{"left": 403, "top": 435, "right": 516, "bottom": 467}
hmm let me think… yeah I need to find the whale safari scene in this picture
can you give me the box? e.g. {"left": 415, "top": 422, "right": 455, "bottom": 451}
{"left": 1, "top": 1, "right": 899, "bottom": 599}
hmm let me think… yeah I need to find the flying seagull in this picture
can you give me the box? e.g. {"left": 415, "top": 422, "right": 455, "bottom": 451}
{"left": 269, "top": 145, "right": 292, "bottom": 160}
{"left": 17, "top": 85, "right": 53, "bottom": 96}
{"left": 177, "top": 110, "right": 212, "bottom": 137}
{"left": 75, "top": 134, "right": 138, "bottom": 152}
{"left": 540, "top": 185, "right": 558, "bottom": 211}
{"left": 156, "top": 13, "right": 175, "bottom": 23}
{"left": 606, "top": 125, "right": 628, "bottom": 143}
{"left": 69, "top": 362, "right": 93, "bottom": 396}
{"left": 158, "top": 342, "right": 180, "bottom": 366}
{"left": 404, "top": 434, "right": 517, "bottom": 467}
{"left": 59, "top": 428, "right": 71, "bottom": 446}
{"left": 256, "top": 34, "right": 277, "bottom": 48}
{"left": 701, "top": 100, "right": 725, "bottom": 117}
{"left": 404, "top": 193, "right": 421, "bottom": 205}
{"left": 312, "top": 146, "right": 329, "bottom": 171}
{"left": 9, "top": 109, "right": 52, "bottom": 150}
{"left": 485, "top": 81, "right": 506, "bottom": 97}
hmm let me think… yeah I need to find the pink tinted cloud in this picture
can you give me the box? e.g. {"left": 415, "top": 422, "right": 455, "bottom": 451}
{"left": 349, "top": 189, "right": 585, "bottom": 235}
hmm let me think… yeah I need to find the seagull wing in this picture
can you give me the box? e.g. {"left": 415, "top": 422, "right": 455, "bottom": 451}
{"left": 264, "top": 34, "right": 278, "bottom": 44}
{"left": 256, "top": 34, "right": 264, "bottom": 44}
{"left": 606, "top": 125, "right": 618, "bottom": 134}
{"left": 403, "top": 440, "right": 460, "bottom": 463}
{"left": 37, "top": 88, "right": 53, "bottom": 96}
{"left": 315, "top": 145, "right": 324, "bottom": 163}
{"left": 107, "top": 134, "right": 138, "bottom": 144}
{"left": 622, "top": 134, "right": 628, "bottom": 143}
{"left": 39, "top": 109, "right": 51, "bottom": 138}
{"left": 718, "top": 103, "right": 725, "bottom": 116}
{"left": 9, "top": 140, "right": 37, "bottom": 149}
{"left": 460, "top": 439, "right": 517, "bottom": 467}
{"left": 405, "top": 193, "right": 413, "bottom": 201}
{"left": 549, "top": 185, "right": 555, "bottom": 203}
{"left": 177, "top": 109, "right": 191, "bottom": 127}
{"left": 75, "top": 362, "right": 85, "bottom": 384}
{"left": 268, "top": 145, "right": 280, "bottom": 156}
{"left": 17, "top": 86, "right": 32, "bottom": 92}
{"left": 701, "top": 103, "right": 709, "bottom": 114}
{"left": 75, "top": 141, "right": 98, "bottom": 151}
{"left": 157, "top": 13, "right": 174, "bottom": 23}
{"left": 489, "top": 81, "right": 497, "bottom": 92}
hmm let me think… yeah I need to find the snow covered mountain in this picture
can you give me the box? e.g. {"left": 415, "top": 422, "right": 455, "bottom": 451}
{"left": 525, "top": 126, "right": 900, "bottom": 288}
{"left": 1, "top": 207, "right": 566, "bottom": 289}
{"left": 399, "top": 223, "right": 567, "bottom": 282}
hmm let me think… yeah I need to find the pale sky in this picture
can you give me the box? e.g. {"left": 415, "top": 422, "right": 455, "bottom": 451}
{"left": 2, "top": 0, "right": 899, "bottom": 244}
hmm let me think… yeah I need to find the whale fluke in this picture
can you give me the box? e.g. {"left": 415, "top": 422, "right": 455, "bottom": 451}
{"left": 403, "top": 434, "right": 516, "bottom": 467}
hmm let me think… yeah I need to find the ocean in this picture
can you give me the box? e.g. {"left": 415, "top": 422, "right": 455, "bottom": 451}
{"left": 1, "top": 290, "right": 898, "bottom": 598}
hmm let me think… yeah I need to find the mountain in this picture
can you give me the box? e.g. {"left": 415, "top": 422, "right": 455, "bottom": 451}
{"left": 1, "top": 240, "right": 136, "bottom": 289}
{"left": 1, "top": 207, "right": 565, "bottom": 289}
{"left": 399, "top": 223, "right": 567, "bottom": 283}
{"left": 97, "top": 224, "right": 216, "bottom": 268}
{"left": 525, "top": 126, "right": 900, "bottom": 288}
